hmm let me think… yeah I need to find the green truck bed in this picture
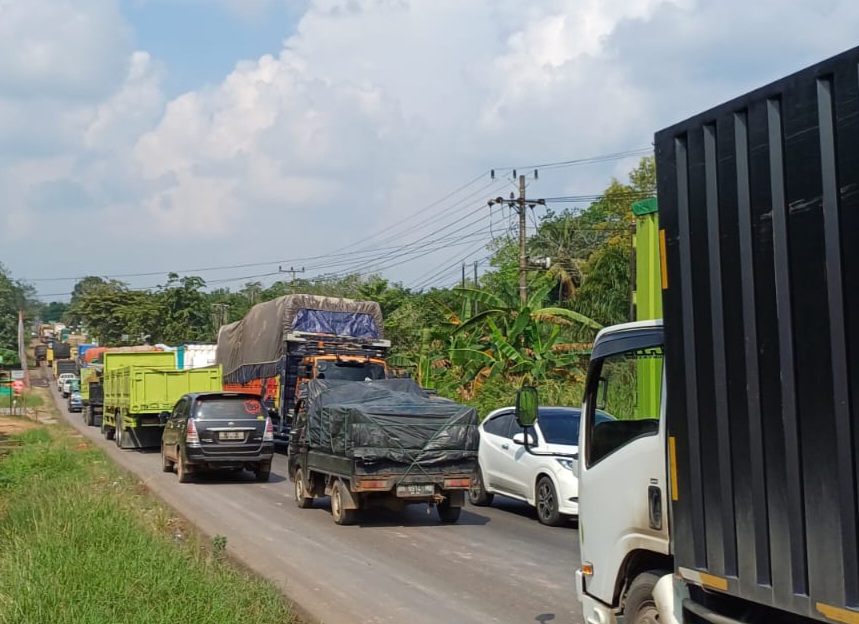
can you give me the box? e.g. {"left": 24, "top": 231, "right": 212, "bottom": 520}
{"left": 103, "top": 365, "right": 222, "bottom": 449}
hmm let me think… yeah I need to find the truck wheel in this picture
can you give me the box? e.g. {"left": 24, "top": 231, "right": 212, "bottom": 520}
{"left": 161, "top": 442, "right": 174, "bottom": 473}
{"left": 536, "top": 476, "right": 564, "bottom": 526}
{"left": 115, "top": 414, "right": 123, "bottom": 448}
{"left": 84, "top": 407, "right": 93, "bottom": 426}
{"left": 177, "top": 451, "right": 192, "bottom": 484}
{"left": 330, "top": 480, "right": 356, "bottom": 526}
{"left": 468, "top": 467, "right": 494, "bottom": 506}
{"left": 437, "top": 497, "right": 462, "bottom": 523}
{"left": 624, "top": 571, "right": 663, "bottom": 624}
{"left": 103, "top": 418, "right": 115, "bottom": 441}
{"left": 294, "top": 468, "right": 313, "bottom": 508}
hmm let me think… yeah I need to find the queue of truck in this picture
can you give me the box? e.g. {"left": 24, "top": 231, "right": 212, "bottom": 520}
{"left": 31, "top": 44, "right": 857, "bottom": 624}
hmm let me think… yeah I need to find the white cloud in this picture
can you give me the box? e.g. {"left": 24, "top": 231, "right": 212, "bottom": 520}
{"left": 3, "top": 0, "right": 859, "bottom": 295}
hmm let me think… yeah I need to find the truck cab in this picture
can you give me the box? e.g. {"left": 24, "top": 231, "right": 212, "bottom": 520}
{"left": 575, "top": 320, "right": 674, "bottom": 624}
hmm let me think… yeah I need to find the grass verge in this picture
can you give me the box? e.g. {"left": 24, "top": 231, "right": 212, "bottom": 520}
{"left": 0, "top": 421, "right": 297, "bottom": 624}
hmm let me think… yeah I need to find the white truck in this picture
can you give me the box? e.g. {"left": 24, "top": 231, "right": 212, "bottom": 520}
{"left": 518, "top": 44, "right": 859, "bottom": 624}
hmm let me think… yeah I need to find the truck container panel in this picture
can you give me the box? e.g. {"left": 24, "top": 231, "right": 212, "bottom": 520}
{"left": 101, "top": 349, "right": 176, "bottom": 372}
{"left": 51, "top": 341, "right": 71, "bottom": 360}
{"left": 656, "top": 45, "right": 859, "bottom": 622}
{"left": 178, "top": 343, "right": 217, "bottom": 370}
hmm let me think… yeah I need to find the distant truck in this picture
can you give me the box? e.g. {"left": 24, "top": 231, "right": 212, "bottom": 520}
{"left": 177, "top": 343, "right": 217, "bottom": 370}
{"left": 288, "top": 379, "right": 478, "bottom": 525}
{"left": 53, "top": 359, "right": 77, "bottom": 378}
{"left": 217, "top": 294, "right": 391, "bottom": 442}
{"left": 79, "top": 367, "right": 101, "bottom": 426}
{"left": 51, "top": 341, "right": 71, "bottom": 361}
{"left": 34, "top": 344, "right": 47, "bottom": 365}
{"left": 103, "top": 364, "right": 222, "bottom": 449}
{"left": 76, "top": 344, "right": 97, "bottom": 367}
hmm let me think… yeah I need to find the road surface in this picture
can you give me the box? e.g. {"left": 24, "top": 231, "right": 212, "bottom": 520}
{"left": 47, "top": 376, "right": 584, "bottom": 624}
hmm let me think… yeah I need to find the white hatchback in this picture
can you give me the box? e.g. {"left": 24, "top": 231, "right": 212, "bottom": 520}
{"left": 469, "top": 406, "right": 614, "bottom": 526}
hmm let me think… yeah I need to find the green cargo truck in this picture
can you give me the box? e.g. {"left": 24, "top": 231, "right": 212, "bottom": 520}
{"left": 103, "top": 365, "right": 223, "bottom": 449}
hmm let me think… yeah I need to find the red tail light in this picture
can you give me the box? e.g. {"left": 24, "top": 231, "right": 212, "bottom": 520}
{"left": 263, "top": 417, "right": 274, "bottom": 442}
{"left": 186, "top": 419, "right": 200, "bottom": 446}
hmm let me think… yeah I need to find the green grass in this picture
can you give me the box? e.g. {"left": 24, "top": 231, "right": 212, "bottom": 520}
{"left": 0, "top": 426, "right": 297, "bottom": 624}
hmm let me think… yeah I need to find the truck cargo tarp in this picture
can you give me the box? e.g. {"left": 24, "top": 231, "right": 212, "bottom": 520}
{"left": 217, "top": 294, "right": 385, "bottom": 384}
{"left": 304, "top": 379, "right": 479, "bottom": 465}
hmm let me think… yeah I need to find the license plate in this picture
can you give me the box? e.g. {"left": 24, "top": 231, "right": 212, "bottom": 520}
{"left": 219, "top": 431, "right": 244, "bottom": 441}
{"left": 396, "top": 484, "right": 435, "bottom": 497}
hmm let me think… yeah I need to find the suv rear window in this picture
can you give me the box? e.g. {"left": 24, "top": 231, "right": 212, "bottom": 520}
{"left": 193, "top": 397, "right": 264, "bottom": 420}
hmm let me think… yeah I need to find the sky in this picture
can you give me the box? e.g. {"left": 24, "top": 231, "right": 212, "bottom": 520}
{"left": 2, "top": 0, "right": 859, "bottom": 301}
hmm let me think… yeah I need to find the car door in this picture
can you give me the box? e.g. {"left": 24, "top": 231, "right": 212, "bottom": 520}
{"left": 163, "top": 398, "right": 187, "bottom": 457}
{"left": 506, "top": 419, "right": 543, "bottom": 500}
{"left": 480, "top": 412, "right": 518, "bottom": 495}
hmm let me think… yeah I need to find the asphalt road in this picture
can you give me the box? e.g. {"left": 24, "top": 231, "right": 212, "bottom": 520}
{"left": 47, "top": 378, "right": 584, "bottom": 624}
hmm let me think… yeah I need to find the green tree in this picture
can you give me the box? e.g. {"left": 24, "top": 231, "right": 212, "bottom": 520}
{"left": 152, "top": 274, "right": 211, "bottom": 344}
{"left": 40, "top": 301, "right": 69, "bottom": 323}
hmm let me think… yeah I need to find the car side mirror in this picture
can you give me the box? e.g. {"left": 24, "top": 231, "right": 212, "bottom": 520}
{"left": 512, "top": 432, "right": 537, "bottom": 447}
{"left": 515, "top": 386, "right": 538, "bottom": 427}
{"left": 159, "top": 411, "right": 170, "bottom": 424}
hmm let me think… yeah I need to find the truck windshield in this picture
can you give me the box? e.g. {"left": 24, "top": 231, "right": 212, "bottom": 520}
{"left": 195, "top": 397, "right": 264, "bottom": 420}
{"left": 585, "top": 340, "right": 664, "bottom": 467}
{"left": 316, "top": 361, "right": 386, "bottom": 382}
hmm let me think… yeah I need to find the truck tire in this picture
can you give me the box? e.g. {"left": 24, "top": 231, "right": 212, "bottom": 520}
{"left": 330, "top": 480, "right": 357, "bottom": 526}
{"left": 161, "top": 442, "right": 174, "bottom": 473}
{"left": 103, "top": 417, "right": 115, "bottom": 441}
{"left": 114, "top": 414, "right": 123, "bottom": 448}
{"left": 468, "top": 467, "right": 494, "bottom": 506}
{"left": 536, "top": 476, "right": 564, "bottom": 526}
{"left": 177, "top": 451, "right": 192, "bottom": 484}
{"left": 84, "top": 406, "right": 92, "bottom": 426}
{"left": 294, "top": 468, "right": 313, "bottom": 508}
{"left": 624, "top": 571, "right": 663, "bottom": 624}
{"left": 437, "top": 496, "right": 462, "bottom": 523}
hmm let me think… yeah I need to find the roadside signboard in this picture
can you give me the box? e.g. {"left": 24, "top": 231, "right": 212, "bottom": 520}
{"left": 10, "top": 370, "right": 24, "bottom": 380}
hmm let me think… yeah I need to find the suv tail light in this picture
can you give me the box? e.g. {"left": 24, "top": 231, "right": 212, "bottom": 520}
{"left": 186, "top": 419, "right": 200, "bottom": 446}
{"left": 263, "top": 417, "right": 274, "bottom": 442}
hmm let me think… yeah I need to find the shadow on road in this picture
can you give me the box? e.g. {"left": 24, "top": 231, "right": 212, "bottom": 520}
{"left": 474, "top": 497, "right": 579, "bottom": 530}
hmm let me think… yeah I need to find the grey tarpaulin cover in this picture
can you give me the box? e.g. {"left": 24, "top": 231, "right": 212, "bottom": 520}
{"left": 216, "top": 294, "right": 385, "bottom": 384}
{"left": 304, "top": 379, "right": 479, "bottom": 465}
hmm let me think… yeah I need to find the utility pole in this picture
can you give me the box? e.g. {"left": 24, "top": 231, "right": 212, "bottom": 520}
{"left": 461, "top": 263, "right": 466, "bottom": 288}
{"left": 473, "top": 261, "right": 478, "bottom": 286}
{"left": 488, "top": 172, "right": 545, "bottom": 304}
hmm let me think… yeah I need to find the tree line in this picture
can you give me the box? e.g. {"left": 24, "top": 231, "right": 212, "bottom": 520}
{"left": 7, "top": 157, "right": 654, "bottom": 413}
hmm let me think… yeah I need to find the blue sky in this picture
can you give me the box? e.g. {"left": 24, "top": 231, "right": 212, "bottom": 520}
{"left": 123, "top": 1, "right": 303, "bottom": 96}
{"left": 2, "top": 0, "right": 859, "bottom": 301}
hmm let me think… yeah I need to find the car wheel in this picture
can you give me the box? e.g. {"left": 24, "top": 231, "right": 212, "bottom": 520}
{"left": 294, "top": 468, "right": 313, "bottom": 509}
{"left": 624, "top": 571, "right": 665, "bottom": 624}
{"left": 177, "top": 450, "right": 192, "bottom": 483}
{"left": 437, "top": 495, "right": 462, "bottom": 523}
{"left": 161, "top": 442, "right": 174, "bottom": 473}
{"left": 468, "top": 467, "right": 494, "bottom": 506}
{"left": 254, "top": 460, "right": 272, "bottom": 482}
{"left": 536, "top": 476, "right": 564, "bottom": 526}
{"left": 330, "top": 480, "right": 356, "bottom": 526}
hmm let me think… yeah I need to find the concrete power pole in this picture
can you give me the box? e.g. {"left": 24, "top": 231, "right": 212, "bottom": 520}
{"left": 488, "top": 173, "right": 545, "bottom": 305}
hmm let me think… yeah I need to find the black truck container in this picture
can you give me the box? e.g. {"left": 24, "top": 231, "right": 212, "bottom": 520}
{"left": 51, "top": 341, "right": 71, "bottom": 360}
{"left": 656, "top": 46, "right": 859, "bottom": 622}
{"left": 287, "top": 379, "right": 478, "bottom": 525}
{"left": 55, "top": 360, "right": 77, "bottom": 376}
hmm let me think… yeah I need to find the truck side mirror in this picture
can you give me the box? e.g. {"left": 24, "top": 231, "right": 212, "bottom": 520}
{"left": 159, "top": 411, "right": 170, "bottom": 424}
{"left": 515, "top": 386, "right": 538, "bottom": 427}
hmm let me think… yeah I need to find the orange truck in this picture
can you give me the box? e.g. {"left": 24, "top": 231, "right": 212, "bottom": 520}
{"left": 217, "top": 294, "right": 390, "bottom": 443}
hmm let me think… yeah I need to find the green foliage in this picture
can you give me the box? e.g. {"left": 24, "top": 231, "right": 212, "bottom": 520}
{"left": 40, "top": 301, "right": 68, "bottom": 322}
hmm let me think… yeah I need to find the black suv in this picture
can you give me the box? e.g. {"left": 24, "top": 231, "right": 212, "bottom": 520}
{"left": 160, "top": 392, "right": 275, "bottom": 483}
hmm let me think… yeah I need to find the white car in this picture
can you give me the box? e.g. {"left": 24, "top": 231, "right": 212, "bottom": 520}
{"left": 57, "top": 373, "right": 76, "bottom": 393}
{"left": 469, "top": 406, "right": 614, "bottom": 526}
